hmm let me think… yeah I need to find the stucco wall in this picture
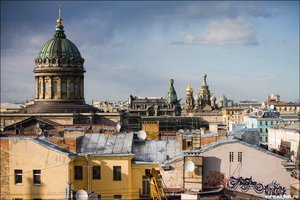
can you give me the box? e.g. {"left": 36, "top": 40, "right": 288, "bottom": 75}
{"left": 2, "top": 139, "right": 71, "bottom": 199}
{"left": 161, "top": 160, "right": 183, "bottom": 190}
{"left": 72, "top": 156, "right": 134, "bottom": 199}
{"left": 268, "top": 127, "right": 300, "bottom": 164}
{"left": 201, "top": 142, "right": 291, "bottom": 197}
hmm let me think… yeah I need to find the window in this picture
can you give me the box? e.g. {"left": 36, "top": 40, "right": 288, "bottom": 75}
{"left": 14, "top": 170, "right": 22, "bottom": 185}
{"left": 75, "top": 166, "right": 83, "bottom": 180}
{"left": 33, "top": 170, "right": 41, "bottom": 185}
{"left": 92, "top": 166, "right": 101, "bottom": 179}
{"left": 114, "top": 195, "right": 122, "bottom": 200}
{"left": 238, "top": 152, "right": 242, "bottom": 162}
{"left": 113, "top": 166, "right": 121, "bottom": 181}
{"left": 142, "top": 175, "right": 150, "bottom": 195}
{"left": 229, "top": 152, "right": 234, "bottom": 162}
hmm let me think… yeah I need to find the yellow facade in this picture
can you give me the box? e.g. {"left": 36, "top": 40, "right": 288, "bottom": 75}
{"left": 0, "top": 138, "right": 159, "bottom": 200}
{"left": 222, "top": 108, "right": 245, "bottom": 130}
{"left": 0, "top": 139, "right": 71, "bottom": 200}
{"left": 71, "top": 156, "right": 159, "bottom": 199}
{"left": 142, "top": 121, "right": 159, "bottom": 140}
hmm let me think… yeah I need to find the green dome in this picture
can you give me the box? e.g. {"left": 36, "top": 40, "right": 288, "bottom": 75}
{"left": 36, "top": 23, "right": 82, "bottom": 60}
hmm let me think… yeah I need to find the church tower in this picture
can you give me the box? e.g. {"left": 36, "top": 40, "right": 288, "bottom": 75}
{"left": 199, "top": 73, "right": 211, "bottom": 106}
{"left": 184, "top": 84, "right": 194, "bottom": 113}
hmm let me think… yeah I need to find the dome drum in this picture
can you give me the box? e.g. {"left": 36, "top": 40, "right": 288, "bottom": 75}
{"left": 34, "top": 57, "right": 84, "bottom": 68}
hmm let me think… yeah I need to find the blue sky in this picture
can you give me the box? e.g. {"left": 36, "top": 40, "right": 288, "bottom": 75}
{"left": 1, "top": 1, "right": 299, "bottom": 103}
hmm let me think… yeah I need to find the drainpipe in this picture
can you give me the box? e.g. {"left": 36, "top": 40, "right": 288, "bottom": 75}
{"left": 66, "top": 182, "right": 72, "bottom": 200}
{"left": 85, "top": 155, "right": 90, "bottom": 193}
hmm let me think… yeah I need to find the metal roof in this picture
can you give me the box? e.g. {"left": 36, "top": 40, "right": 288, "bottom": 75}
{"left": 77, "top": 132, "right": 133, "bottom": 155}
{"left": 132, "top": 140, "right": 182, "bottom": 163}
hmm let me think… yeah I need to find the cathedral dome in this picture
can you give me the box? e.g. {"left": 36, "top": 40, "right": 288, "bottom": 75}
{"left": 34, "top": 19, "right": 84, "bottom": 68}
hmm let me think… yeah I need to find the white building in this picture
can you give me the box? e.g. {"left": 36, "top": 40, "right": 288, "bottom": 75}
{"left": 193, "top": 139, "right": 294, "bottom": 198}
{"left": 268, "top": 121, "right": 300, "bottom": 164}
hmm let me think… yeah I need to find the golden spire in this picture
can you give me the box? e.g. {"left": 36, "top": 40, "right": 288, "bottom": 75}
{"left": 57, "top": 0, "right": 62, "bottom": 25}
{"left": 186, "top": 84, "right": 193, "bottom": 93}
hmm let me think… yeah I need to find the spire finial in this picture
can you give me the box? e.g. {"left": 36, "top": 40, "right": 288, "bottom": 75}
{"left": 59, "top": 0, "right": 61, "bottom": 19}
{"left": 57, "top": 0, "right": 62, "bottom": 25}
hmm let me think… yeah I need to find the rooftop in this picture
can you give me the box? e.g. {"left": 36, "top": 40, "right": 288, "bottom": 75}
{"left": 77, "top": 132, "right": 134, "bottom": 155}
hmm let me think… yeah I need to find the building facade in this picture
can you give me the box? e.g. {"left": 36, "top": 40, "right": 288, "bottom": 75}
{"left": 247, "top": 111, "right": 281, "bottom": 144}
{"left": 268, "top": 122, "right": 300, "bottom": 164}
{"left": 0, "top": 133, "right": 159, "bottom": 200}
{"left": 128, "top": 79, "right": 181, "bottom": 117}
{"left": 197, "top": 140, "right": 292, "bottom": 198}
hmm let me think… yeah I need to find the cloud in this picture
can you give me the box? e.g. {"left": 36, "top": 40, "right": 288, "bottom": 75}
{"left": 180, "top": 18, "right": 259, "bottom": 46}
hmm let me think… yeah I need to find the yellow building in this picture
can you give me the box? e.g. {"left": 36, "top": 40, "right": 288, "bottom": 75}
{"left": 221, "top": 108, "right": 246, "bottom": 130}
{"left": 142, "top": 121, "right": 159, "bottom": 140}
{"left": 0, "top": 138, "right": 73, "bottom": 200}
{"left": 0, "top": 132, "right": 159, "bottom": 200}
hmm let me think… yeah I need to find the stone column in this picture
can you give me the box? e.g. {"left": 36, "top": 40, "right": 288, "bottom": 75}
{"left": 74, "top": 77, "right": 79, "bottom": 99}
{"left": 57, "top": 77, "right": 61, "bottom": 99}
{"left": 45, "top": 76, "right": 52, "bottom": 99}
{"left": 39, "top": 77, "right": 44, "bottom": 99}
{"left": 35, "top": 77, "right": 39, "bottom": 99}
{"left": 81, "top": 76, "right": 84, "bottom": 99}
{"left": 67, "top": 77, "right": 70, "bottom": 99}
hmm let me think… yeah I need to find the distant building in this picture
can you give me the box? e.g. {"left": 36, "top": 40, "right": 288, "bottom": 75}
{"left": 183, "top": 74, "right": 218, "bottom": 114}
{"left": 0, "top": 103, "right": 23, "bottom": 113}
{"left": 92, "top": 100, "right": 129, "bottom": 112}
{"left": 237, "top": 100, "right": 261, "bottom": 108}
{"left": 228, "top": 128, "right": 260, "bottom": 146}
{"left": 264, "top": 94, "right": 300, "bottom": 121}
{"left": 247, "top": 110, "right": 281, "bottom": 144}
{"left": 128, "top": 79, "right": 181, "bottom": 116}
{"left": 222, "top": 107, "right": 246, "bottom": 130}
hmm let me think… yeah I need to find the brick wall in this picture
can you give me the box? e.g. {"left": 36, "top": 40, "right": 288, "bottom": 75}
{"left": 49, "top": 137, "right": 79, "bottom": 152}
{"left": 201, "top": 136, "right": 218, "bottom": 146}
{"left": 0, "top": 140, "right": 10, "bottom": 198}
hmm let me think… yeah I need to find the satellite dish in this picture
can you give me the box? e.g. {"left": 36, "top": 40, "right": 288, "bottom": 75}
{"left": 184, "top": 160, "right": 195, "bottom": 172}
{"left": 257, "top": 110, "right": 264, "bottom": 118}
{"left": 88, "top": 192, "right": 99, "bottom": 200}
{"left": 76, "top": 189, "right": 88, "bottom": 200}
{"left": 137, "top": 130, "right": 147, "bottom": 140}
{"left": 270, "top": 105, "right": 274, "bottom": 110}
{"left": 116, "top": 123, "right": 121, "bottom": 133}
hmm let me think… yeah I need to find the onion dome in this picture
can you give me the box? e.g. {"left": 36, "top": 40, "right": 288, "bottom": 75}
{"left": 186, "top": 84, "right": 193, "bottom": 93}
{"left": 34, "top": 18, "right": 85, "bottom": 70}
{"left": 194, "top": 93, "right": 200, "bottom": 102}
{"left": 210, "top": 95, "right": 216, "bottom": 102}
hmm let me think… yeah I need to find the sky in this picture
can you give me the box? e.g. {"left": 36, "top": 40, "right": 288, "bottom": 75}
{"left": 1, "top": 1, "right": 299, "bottom": 104}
